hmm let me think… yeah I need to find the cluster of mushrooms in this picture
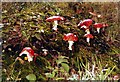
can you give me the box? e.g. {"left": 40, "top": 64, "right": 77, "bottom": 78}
{"left": 78, "top": 19, "right": 108, "bottom": 45}
{"left": 18, "top": 15, "right": 108, "bottom": 62}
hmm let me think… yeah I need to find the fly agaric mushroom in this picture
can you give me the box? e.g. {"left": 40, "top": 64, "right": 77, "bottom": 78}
{"left": 46, "top": 16, "right": 65, "bottom": 31}
{"left": 78, "top": 19, "right": 93, "bottom": 34}
{"left": 19, "top": 47, "right": 38, "bottom": 62}
{"left": 93, "top": 23, "right": 108, "bottom": 33}
{"left": 63, "top": 33, "right": 78, "bottom": 50}
{"left": 84, "top": 34, "right": 93, "bottom": 44}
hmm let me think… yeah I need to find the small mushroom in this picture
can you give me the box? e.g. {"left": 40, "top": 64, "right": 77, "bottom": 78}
{"left": 42, "top": 49, "right": 48, "bottom": 56}
{"left": 93, "top": 23, "right": 108, "bottom": 33}
{"left": 19, "top": 47, "right": 38, "bottom": 62}
{"left": 46, "top": 16, "right": 65, "bottom": 31}
{"left": 84, "top": 34, "right": 93, "bottom": 44}
{"left": 63, "top": 33, "right": 78, "bottom": 50}
{"left": 78, "top": 19, "right": 93, "bottom": 34}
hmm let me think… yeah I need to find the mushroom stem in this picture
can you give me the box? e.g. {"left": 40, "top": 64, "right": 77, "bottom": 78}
{"left": 85, "top": 29, "right": 90, "bottom": 34}
{"left": 97, "top": 28, "right": 100, "bottom": 33}
{"left": 86, "top": 38, "right": 90, "bottom": 43}
{"left": 27, "top": 54, "right": 33, "bottom": 62}
{"left": 68, "top": 41, "right": 74, "bottom": 50}
{"left": 53, "top": 20, "right": 58, "bottom": 31}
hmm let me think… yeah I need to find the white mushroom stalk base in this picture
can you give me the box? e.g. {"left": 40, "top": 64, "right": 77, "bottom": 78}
{"left": 68, "top": 41, "right": 74, "bottom": 50}
{"left": 97, "top": 28, "right": 100, "bottom": 33}
{"left": 53, "top": 20, "right": 58, "bottom": 31}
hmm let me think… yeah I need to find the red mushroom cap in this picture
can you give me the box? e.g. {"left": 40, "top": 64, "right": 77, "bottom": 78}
{"left": 78, "top": 19, "right": 93, "bottom": 29}
{"left": 46, "top": 16, "right": 65, "bottom": 21}
{"left": 93, "top": 23, "right": 104, "bottom": 29}
{"left": 20, "top": 47, "right": 34, "bottom": 56}
{"left": 63, "top": 33, "right": 78, "bottom": 41}
{"left": 84, "top": 34, "right": 93, "bottom": 39}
